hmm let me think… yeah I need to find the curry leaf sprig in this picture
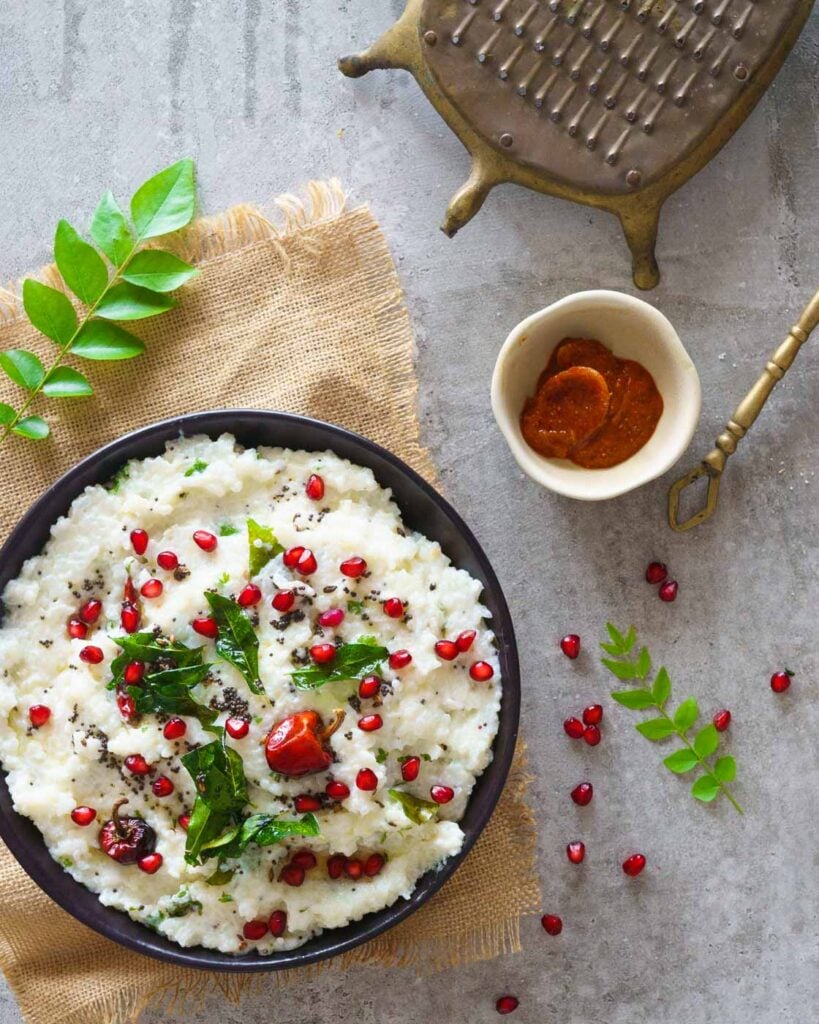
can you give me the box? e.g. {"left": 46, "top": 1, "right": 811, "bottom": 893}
{"left": 600, "top": 624, "right": 742, "bottom": 814}
{"left": 0, "top": 159, "right": 199, "bottom": 445}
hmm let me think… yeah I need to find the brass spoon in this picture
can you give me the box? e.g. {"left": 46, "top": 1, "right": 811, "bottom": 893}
{"left": 668, "top": 287, "right": 819, "bottom": 531}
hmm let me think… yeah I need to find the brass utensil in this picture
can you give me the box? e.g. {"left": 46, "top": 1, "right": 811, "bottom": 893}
{"left": 668, "top": 288, "right": 819, "bottom": 532}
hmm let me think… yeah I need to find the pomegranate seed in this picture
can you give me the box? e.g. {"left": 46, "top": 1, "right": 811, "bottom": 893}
{"left": 67, "top": 618, "right": 88, "bottom": 639}
{"left": 469, "top": 661, "right": 494, "bottom": 682}
{"left": 70, "top": 806, "right": 96, "bottom": 827}
{"left": 356, "top": 768, "right": 378, "bottom": 791}
{"left": 713, "top": 709, "right": 731, "bottom": 732}
{"left": 272, "top": 590, "right": 296, "bottom": 612}
{"left": 582, "top": 704, "right": 603, "bottom": 726}
{"left": 560, "top": 634, "right": 581, "bottom": 659}
{"left": 563, "top": 717, "right": 584, "bottom": 739}
{"left": 193, "top": 530, "right": 217, "bottom": 552}
{"left": 192, "top": 617, "right": 218, "bottom": 638}
{"left": 358, "top": 714, "right": 383, "bottom": 732}
{"left": 325, "top": 780, "right": 350, "bottom": 801}
{"left": 383, "top": 597, "right": 404, "bottom": 619}
{"left": 344, "top": 858, "right": 363, "bottom": 880}
{"left": 771, "top": 670, "right": 792, "bottom": 693}
{"left": 137, "top": 852, "right": 163, "bottom": 874}
{"left": 456, "top": 629, "right": 477, "bottom": 652}
{"left": 541, "top": 914, "right": 563, "bottom": 936}
{"left": 658, "top": 580, "right": 678, "bottom": 602}
{"left": 243, "top": 920, "right": 268, "bottom": 941}
{"left": 566, "top": 841, "right": 585, "bottom": 864}
{"left": 123, "top": 660, "right": 145, "bottom": 685}
{"left": 269, "top": 909, "right": 287, "bottom": 937}
{"left": 280, "top": 864, "right": 305, "bottom": 887}
{"left": 570, "top": 782, "right": 594, "bottom": 806}
{"left": 364, "top": 853, "right": 385, "bottom": 876}
{"left": 237, "top": 583, "right": 262, "bottom": 607}
{"left": 28, "top": 704, "right": 51, "bottom": 727}
{"left": 583, "top": 725, "right": 601, "bottom": 746}
{"left": 645, "top": 561, "right": 668, "bottom": 584}
{"left": 123, "top": 578, "right": 137, "bottom": 605}
{"left": 622, "top": 853, "right": 646, "bottom": 877}
{"left": 311, "top": 643, "right": 336, "bottom": 664}
{"left": 434, "top": 640, "right": 458, "bottom": 661}
{"left": 389, "top": 649, "right": 412, "bottom": 670}
{"left": 340, "top": 556, "right": 367, "bottom": 578}
{"left": 120, "top": 603, "right": 139, "bottom": 633}
{"left": 319, "top": 608, "right": 345, "bottom": 628}
{"left": 79, "top": 599, "right": 102, "bottom": 624}
{"left": 116, "top": 693, "right": 136, "bottom": 720}
{"left": 496, "top": 996, "right": 519, "bottom": 1015}
{"left": 79, "top": 645, "right": 104, "bottom": 665}
{"left": 401, "top": 756, "right": 421, "bottom": 782}
{"left": 152, "top": 776, "right": 174, "bottom": 798}
{"left": 430, "top": 784, "right": 454, "bottom": 804}
{"left": 290, "top": 850, "right": 317, "bottom": 870}
{"left": 124, "top": 754, "right": 150, "bottom": 776}
{"left": 358, "top": 675, "right": 381, "bottom": 700}
{"left": 140, "top": 578, "right": 163, "bottom": 599}
{"left": 156, "top": 550, "right": 179, "bottom": 571}
{"left": 283, "top": 546, "right": 305, "bottom": 568}
{"left": 327, "top": 853, "right": 346, "bottom": 879}
{"left": 296, "top": 549, "right": 317, "bottom": 575}
{"left": 163, "top": 717, "right": 186, "bottom": 740}
{"left": 130, "top": 529, "right": 149, "bottom": 555}
{"left": 178, "top": 814, "right": 190, "bottom": 831}
{"left": 225, "top": 717, "right": 249, "bottom": 739}
{"left": 294, "top": 794, "right": 322, "bottom": 813}
{"left": 305, "top": 474, "right": 325, "bottom": 500}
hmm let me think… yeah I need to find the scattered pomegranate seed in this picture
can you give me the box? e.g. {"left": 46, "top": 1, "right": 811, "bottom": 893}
{"left": 469, "top": 661, "right": 494, "bottom": 682}
{"left": 225, "top": 717, "right": 249, "bottom": 739}
{"left": 566, "top": 841, "right": 586, "bottom": 864}
{"left": 582, "top": 704, "right": 603, "bottom": 726}
{"left": 310, "top": 643, "right": 336, "bottom": 665}
{"left": 123, "top": 660, "right": 145, "bottom": 685}
{"left": 79, "top": 599, "right": 102, "bottom": 624}
{"left": 156, "top": 550, "right": 179, "bottom": 571}
{"left": 383, "top": 597, "right": 404, "bottom": 619}
{"left": 456, "top": 629, "right": 477, "bottom": 652}
{"left": 28, "top": 704, "right": 51, "bottom": 727}
{"left": 389, "top": 649, "right": 412, "bottom": 670}
{"left": 116, "top": 692, "right": 137, "bottom": 720}
{"left": 770, "top": 670, "right": 792, "bottom": 693}
{"left": 193, "top": 530, "right": 217, "bottom": 552}
{"left": 496, "top": 996, "right": 519, "bottom": 1015}
{"left": 137, "top": 852, "right": 163, "bottom": 874}
{"left": 356, "top": 768, "right": 378, "bottom": 791}
{"left": 79, "top": 645, "right": 104, "bottom": 665}
{"left": 434, "top": 640, "right": 459, "bottom": 661}
{"left": 430, "top": 784, "right": 454, "bottom": 804}
{"left": 272, "top": 590, "right": 296, "bottom": 612}
{"left": 327, "top": 853, "right": 346, "bottom": 879}
{"left": 358, "top": 714, "right": 383, "bottom": 732}
{"left": 325, "top": 779, "right": 350, "bottom": 801}
{"left": 358, "top": 675, "right": 381, "bottom": 700}
{"left": 658, "top": 580, "right": 679, "bottom": 602}
{"left": 124, "top": 754, "right": 151, "bottom": 776}
{"left": 67, "top": 617, "right": 88, "bottom": 639}
{"left": 280, "top": 864, "right": 305, "bottom": 887}
{"left": 294, "top": 794, "right": 322, "bottom": 813}
{"left": 178, "top": 814, "right": 191, "bottom": 831}
{"left": 622, "top": 853, "right": 646, "bottom": 877}
{"left": 560, "top": 634, "right": 581, "bottom": 659}
{"left": 152, "top": 776, "right": 174, "bottom": 798}
{"left": 243, "top": 919, "right": 268, "bottom": 941}
{"left": 340, "top": 556, "right": 367, "bottom": 578}
{"left": 123, "top": 578, "right": 137, "bottom": 605}
{"left": 319, "top": 608, "right": 345, "bottom": 628}
{"left": 713, "top": 709, "right": 731, "bottom": 732}
{"left": 140, "top": 578, "right": 163, "bottom": 599}
{"left": 163, "top": 717, "right": 187, "bottom": 740}
{"left": 269, "top": 909, "right": 287, "bottom": 937}
{"left": 283, "top": 546, "right": 304, "bottom": 568}
{"left": 583, "top": 725, "right": 601, "bottom": 746}
{"left": 570, "top": 782, "right": 594, "bottom": 806}
{"left": 70, "top": 806, "right": 96, "bottom": 827}
{"left": 290, "top": 850, "right": 317, "bottom": 870}
{"left": 344, "top": 858, "right": 364, "bottom": 880}
{"left": 295, "top": 549, "right": 317, "bottom": 575}
{"left": 305, "top": 474, "right": 325, "bottom": 500}
{"left": 541, "top": 914, "right": 563, "bottom": 936}
{"left": 237, "top": 583, "right": 262, "bottom": 607}
{"left": 364, "top": 853, "right": 385, "bottom": 876}
{"left": 192, "top": 617, "right": 218, "bottom": 638}
{"left": 645, "top": 561, "right": 668, "bottom": 584}
{"left": 401, "top": 755, "right": 421, "bottom": 782}
{"left": 130, "top": 529, "right": 149, "bottom": 555}
{"left": 563, "top": 717, "right": 584, "bottom": 739}
{"left": 120, "top": 603, "right": 140, "bottom": 633}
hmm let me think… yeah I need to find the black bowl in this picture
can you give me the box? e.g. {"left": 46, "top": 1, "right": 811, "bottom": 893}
{"left": 0, "top": 411, "right": 519, "bottom": 971}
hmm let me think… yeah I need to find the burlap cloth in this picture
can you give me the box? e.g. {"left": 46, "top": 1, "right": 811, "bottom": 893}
{"left": 0, "top": 182, "right": 540, "bottom": 1024}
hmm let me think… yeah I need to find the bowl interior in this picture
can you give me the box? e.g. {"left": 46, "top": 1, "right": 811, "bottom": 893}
{"left": 0, "top": 411, "right": 519, "bottom": 972}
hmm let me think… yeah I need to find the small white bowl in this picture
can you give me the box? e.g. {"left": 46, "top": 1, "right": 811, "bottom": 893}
{"left": 491, "top": 290, "right": 701, "bottom": 501}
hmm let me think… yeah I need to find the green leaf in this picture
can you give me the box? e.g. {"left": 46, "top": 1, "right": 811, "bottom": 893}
{"left": 247, "top": 518, "right": 284, "bottom": 577}
{"left": 200, "top": 812, "right": 320, "bottom": 862}
{"left": 673, "top": 697, "right": 699, "bottom": 733}
{"left": 122, "top": 250, "right": 198, "bottom": 292}
{"left": 713, "top": 756, "right": 736, "bottom": 783}
{"left": 693, "top": 723, "right": 719, "bottom": 758}
{"left": 292, "top": 638, "right": 389, "bottom": 690}
{"left": 610, "top": 688, "right": 655, "bottom": 710}
{"left": 388, "top": 789, "right": 439, "bottom": 825}
{"left": 601, "top": 658, "right": 640, "bottom": 681}
{"left": 95, "top": 282, "right": 175, "bottom": 320}
{"left": 12, "top": 415, "right": 49, "bottom": 440}
{"left": 111, "top": 631, "right": 204, "bottom": 668}
{"left": 347, "top": 600, "right": 364, "bottom": 614}
{"left": 54, "top": 220, "right": 108, "bottom": 305}
{"left": 181, "top": 736, "right": 248, "bottom": 864}
{"left": 90, "top": 191, "right": 135, "bottom": 266}
{"left": 206, "top": 865, "right": 235, "bottom": 886}
{"left": 635, "top": 717, "right": 676, "bottom": 740}
{"left": 70, "top": 320, "right": 145, "bottom": 360}
{"left": 652, "top": 667, "right": 671, "bottom": 706}
{"left": 691, "top": 774, "right": 721, "bottom": 803}
{"left": 635, "top": 646, "right": 651, "bottom": 679}
{"left": 131, "top": 159, "right": 197, "bottom": 240}
{"left": 42, "top": 366, "right": 93, "bottom": 398}
{"left": 663, "top": 748, "right": 700, "bottom": 774}
{"left": 605, "top": 623, "right": 625, "bottom": 648}
{"left": 164, "top": 890, "right": 203, "bottom": 918}
{"left": 375, "top": 747, "right": 389, "bottom": 764}
{"left": 0, "top": 349, "right": 45, "bottom": 391}
{"left": 22, "top": 280, "right": 77, "bottom": 344}
{"left": 128, "top": 664, "right": 220, "bottom": 735}
{"left": 204, "top": 591, "right": 262, "bottom": 695}
{"left": 0, "top": 403, "right": 15, "bottom": 425}
{"left": 184, "top": 458, "right": 208, "bottom": 477}
{"left": 218, "top": 523, "right": 239, "bottom": 537}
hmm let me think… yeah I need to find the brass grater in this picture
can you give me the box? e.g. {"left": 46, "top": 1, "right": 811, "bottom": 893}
{"left": 339, "top": 0, "right": 813, "bottom": 288}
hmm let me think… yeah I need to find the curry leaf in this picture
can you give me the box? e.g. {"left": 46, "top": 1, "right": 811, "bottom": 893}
{"left": 247, "top": 518, "right": 284, "bottom": 577}
{"left": 181, "top": 737, "right": 248, "bottom": 865}
{"left": 70, "top": 320, "right": 145, "bottom": 360}
{"left": 13, "top": 416, "right": 49, "bottom": 440}
{"left": 90, "top": 191, "right": 135, "bottom": 266}
{"left": 663, "top": 748, "right": 700, "bottom": 774}
{"left": 691, "top": 774, "right": 721, "bottom": 803}
{"left": 713, "top": 756, "right": 736, "bottom": 783}
{"left": 388, "top": 789, "right": 439, "bottom": 825}
{"left": 42, "top": 366, "right": 93, "bottom": 398}
{"left": 204, "top": 591, "right": 262, "bottom": 695}
{"left": 95, "top": 282, "right": 175, "bottom": 320}
{"left": 673, "top": 697, "right": 699, "bottom": 733}
{"left": 131, "top": 158, "right": 197, "bottom": 240}
{"left": 0, "top": 350, "right": 45, "bottom": 391}
{"left": 122, "top": 250, "right": 198, "bottom": 292}
{"left": 292, "top": 638, "right": 389, "bottom": 690}
{"left": 199, "top": 812, "right": 320, "bottom": 862}
{"left": 635, "top": 717, "right": 676, "bottom": 741}
{"left": 54, "top": 220, "right": 108, "bottom": 305}
{"left": 22, "top": 280, "right": 78, "bottom": 344}
{"left": 610, "top": 688, "right": 655, "bottom": 710}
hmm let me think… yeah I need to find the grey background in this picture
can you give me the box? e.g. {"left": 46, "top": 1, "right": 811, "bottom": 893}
{"left": 0, "top": 2, "right": 817, "bottom": 1022}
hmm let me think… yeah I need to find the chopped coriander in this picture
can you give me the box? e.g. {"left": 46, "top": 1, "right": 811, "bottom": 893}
{"left": 184, "top": 459, "right": 208, "bottom": 477}
{"left": 219, "top": 523, "right": 240, "bottom": 537}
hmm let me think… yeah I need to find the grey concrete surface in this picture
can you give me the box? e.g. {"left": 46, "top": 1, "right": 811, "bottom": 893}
{"left": 0, "top": 2, "right": 817, "bottom": 1022}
